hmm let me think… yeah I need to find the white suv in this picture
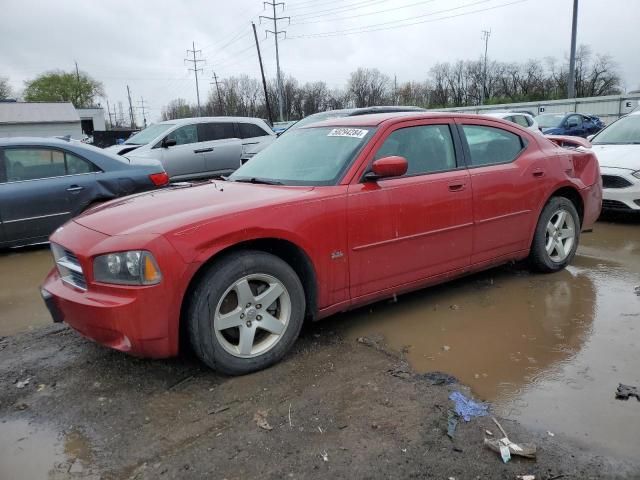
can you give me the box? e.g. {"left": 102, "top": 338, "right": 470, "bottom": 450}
{"left": 106, "top": 117, "right": 276, "bottom": 181}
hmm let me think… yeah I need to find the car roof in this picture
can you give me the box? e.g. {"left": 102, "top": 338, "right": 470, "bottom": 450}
{"left": 158, "top": 116, "right": 267, "bottom": 125}
{"left": 306, "top": 111, "right": 495, "bottom": 128}
{"left": 0, "top": 136, "right": 89, "bottom": 148}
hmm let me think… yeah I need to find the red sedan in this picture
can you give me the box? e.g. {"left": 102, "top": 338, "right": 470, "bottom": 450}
{"left": 42, "top": 113, "right": 602, "bottom": 374}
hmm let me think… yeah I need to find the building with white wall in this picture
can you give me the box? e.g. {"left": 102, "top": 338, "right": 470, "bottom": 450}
{"left": 0, "top": 102, "right": 83, "bottom": 139}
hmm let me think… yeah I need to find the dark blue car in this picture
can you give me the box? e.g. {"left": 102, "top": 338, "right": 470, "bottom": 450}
{"left": 0, "top": 137, "right": 169, "bottom": 248}
{"left": 535, "top": 113, "right": 605, "bottom": 137}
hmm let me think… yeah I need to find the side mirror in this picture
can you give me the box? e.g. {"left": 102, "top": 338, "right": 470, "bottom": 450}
{"left": 365, "top": 156, "right": 408, "bottom": 181}
{"left": 162, "top": 138, "right": 177, "bottom": 148}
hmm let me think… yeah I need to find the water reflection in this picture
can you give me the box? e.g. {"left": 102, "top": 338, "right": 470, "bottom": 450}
{"left": 343, "top": 266, "right": 595, "bottom": 402}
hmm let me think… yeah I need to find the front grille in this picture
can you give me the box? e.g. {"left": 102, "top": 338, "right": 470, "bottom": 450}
{"left": 51, "top": 244, "right": 87, "bottom": 290}
{"left": 602, "top": 199, "right": 631, "bottom": 210}
{"left": 602, "top": 175, "right": 632, "bottom": 189}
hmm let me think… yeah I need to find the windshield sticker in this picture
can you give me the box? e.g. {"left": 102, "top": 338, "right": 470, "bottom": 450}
{"left": 327, "top": 128, "right": 368, "bottom": 139}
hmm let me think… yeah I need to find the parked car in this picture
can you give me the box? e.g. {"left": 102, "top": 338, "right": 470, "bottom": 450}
{"left": 484, "top": 111, "right": 540, "bottom": 132}
{"left": 535, "top": 113, "right": 604, "bottom": 137}
{"left": 42, "top": 112, "right": 601, "bottom": 375}
{"left": 106, "top": 117, "right": 276, "bottom": 181}
{"left": 0, "top": 137, "right": 169, "bottom": 248}
{"left": 589, "top": 110, "right": 640, "bottom": 212}
{"left": 241, "top": 106, "right": 426, "bottom": 163}
{"left": 508, "top": 109, "right": 537, "bottom": 118}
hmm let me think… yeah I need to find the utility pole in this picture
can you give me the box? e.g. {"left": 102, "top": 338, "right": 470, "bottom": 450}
{"left": 252, "top": 21, "right": 274, "bottom": 126}
{"left": 126, "top": 85, "right": 136, "bottom": 129}
{"left": 137, "top": 97, "right": 149, "bottom": 127}
{"left": 106, "top": 98, "right": 115, "bottom": 130}
{"left": 260, "top": 1, "right": 289, "bottom": 122}
{"left": 117, "top": 102, "right": 125, "bottom": 127}
{"left": 185, "top": 41, "right": 205, "bottom": 116}
{"left": 480, "top": 29, "right": 491, "bottom": 105}
{"left": 74, "top": 61, "right": 81, "bottom": 107}
{"left": 567, "top": 0, "right": 579, "bottom": 98}
{"left": 210, "top": 72, "right": 224, "bottom": 115}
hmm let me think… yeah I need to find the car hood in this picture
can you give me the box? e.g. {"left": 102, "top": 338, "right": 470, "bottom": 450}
{"left": 591, "top": 144, "right": 640, "bottom": 170}
{"left": 73, "top": 181, "right": 315, "bottom": 236}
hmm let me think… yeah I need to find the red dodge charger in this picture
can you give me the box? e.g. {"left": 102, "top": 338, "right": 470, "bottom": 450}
{"left": 42, "top": 113, "right": 602, "bottom": 374}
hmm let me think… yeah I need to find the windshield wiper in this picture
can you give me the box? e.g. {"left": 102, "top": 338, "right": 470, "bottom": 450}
{"left": 232, "top": 177, "right": 283, "bottom": 185}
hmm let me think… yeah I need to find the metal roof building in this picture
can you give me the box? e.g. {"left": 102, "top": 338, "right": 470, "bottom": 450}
{"left": 0, "top": 102, "right": 83, "bottom": 139}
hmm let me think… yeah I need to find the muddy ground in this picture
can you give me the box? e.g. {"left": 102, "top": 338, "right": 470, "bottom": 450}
{"left": 1, "top": 218, "right": 639, "bottom": 479}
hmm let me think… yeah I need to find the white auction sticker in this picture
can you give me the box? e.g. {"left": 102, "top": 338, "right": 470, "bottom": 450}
{"left": 327, "top": 128, "right": 369, "bottom": 139}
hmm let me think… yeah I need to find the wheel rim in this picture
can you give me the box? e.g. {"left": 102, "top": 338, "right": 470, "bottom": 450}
{"left": 545, "top": 208, "right": 576, "bottom": 262}
{"left": 213, "top": 273, "right": 291, "bottom": 359}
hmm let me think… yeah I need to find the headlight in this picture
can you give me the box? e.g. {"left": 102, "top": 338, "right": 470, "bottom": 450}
{"left": 633, "top": 171, "right": 640, "bottom": 179}
{"left": 93, "top": 251, "right": 162, "bottom": 285}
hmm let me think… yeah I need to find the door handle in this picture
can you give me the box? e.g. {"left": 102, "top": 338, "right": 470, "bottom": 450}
{"left": 66, "top": 185, "right": 84, "bottom": 192}
{"left": 448, "top": 182, "right": 466, "bottom": 192}
{"left": 532, "top": 169, "right": 545, "bottom": 178}
{"left": 194, "top": 148, "right": 214, "bottom": 153}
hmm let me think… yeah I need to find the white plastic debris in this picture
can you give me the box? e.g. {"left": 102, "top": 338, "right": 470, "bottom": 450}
{"left": 16, "top": 378, "right": 30, "bottom": 389}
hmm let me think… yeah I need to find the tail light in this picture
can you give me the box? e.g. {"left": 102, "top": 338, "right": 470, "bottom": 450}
{"left": 149, "top": 172, "right": 169, "bottom": 186}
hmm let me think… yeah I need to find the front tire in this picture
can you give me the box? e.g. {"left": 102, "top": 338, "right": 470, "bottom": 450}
{"left": 529, "top": 197, "right": 580, "bottom": 273}
{"left": 187, "top": 250, "right": 305, "bottom": 375}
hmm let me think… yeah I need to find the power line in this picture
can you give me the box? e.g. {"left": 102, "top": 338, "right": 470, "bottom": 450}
{"left": 185, "top": 41, "right": 205, "bottom": 116}
{"left": 291, "top": 0, "right": 438, "bottom": 25}
{"left": 292, "top": 0, "right": 386, "bottom": 18}
{"left": 287, "top": 0, "right": 526, "bottom": 39}
{"left": 260, "top": 1, "right": 290, "bottom": 122}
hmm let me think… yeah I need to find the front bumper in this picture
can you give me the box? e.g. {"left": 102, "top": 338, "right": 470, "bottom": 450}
{"left": 40, "top": 221, "right": 186, "bottom": 358}
{"left": 600, "top": 167, "right": 640, "bottom": 211}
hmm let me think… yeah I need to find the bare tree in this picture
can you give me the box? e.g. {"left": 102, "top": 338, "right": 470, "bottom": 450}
{"left": 0, "top": 77, "right": 12, "bottom": 100}
{"left": 348, "top": 68, "right": 390, "bottom": 107}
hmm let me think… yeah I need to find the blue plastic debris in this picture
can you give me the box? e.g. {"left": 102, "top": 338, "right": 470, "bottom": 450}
{"left": 449, "top": 391, "right": 488, "bottom": 421}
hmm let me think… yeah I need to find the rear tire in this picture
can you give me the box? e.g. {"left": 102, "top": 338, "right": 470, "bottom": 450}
{"left": 529, "top": 197, "right": 580, "bottom": 273}
{"left": 187, "top": 250, "right": 305, "bottom": 375}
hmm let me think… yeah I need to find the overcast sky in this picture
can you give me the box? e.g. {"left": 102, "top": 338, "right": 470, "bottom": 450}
{"left": 2, "top": 0, "right": 638, "bottom": 123}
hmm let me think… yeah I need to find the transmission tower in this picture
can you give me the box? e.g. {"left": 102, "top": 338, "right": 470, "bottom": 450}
{"left": 185, "top": 41, "right": 205, "bottom": 116}
{"left": 260, "top": 1, "right": 289, "bottom": 122}
{"left": 137, "top": 97, "right": 149, "bottom": 127}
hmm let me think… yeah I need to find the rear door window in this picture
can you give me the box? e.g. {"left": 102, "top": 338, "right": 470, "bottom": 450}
{"left": 238, "top": 122, "right": 270, "bottom": 139}
{"left": 374, "top": 124, "right": 457, "bottom": 176}
{"left": 198, "top": 122, "right": 236, "bottom": 141}
{"left": 461, "top": 125, "right": 525, "bottom": 166}
{"left": 166, "top": 125, "right": 199, "bottom": 145}
{"left": 3, "top": 148, "right": 99, "bottom": 181}
{"left": 512, "top": 115, "right": 530, "bottom": 128}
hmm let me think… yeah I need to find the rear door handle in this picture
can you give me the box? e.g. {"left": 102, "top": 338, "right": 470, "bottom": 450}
{"left": 532, "top": 169, "right": 545, "bottom": 178}
{"left": 194, "top": 148, "right": 214, "bottom": 153}
{"left": 66, "top": 185, "right": 84, "bottom": 193}
{"left": 448, "top": 182, "right": 466, "bottom": 192}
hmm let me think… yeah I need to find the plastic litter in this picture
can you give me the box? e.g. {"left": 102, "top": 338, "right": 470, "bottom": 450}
{"left": 516, "top": 476, "right": 535, "bottom": 480}
{"left": 449, "top": 391, "right": 488, "bottom": 421}
{"left": 447, "top": 410, "right": 458, "bottom": 438}
{"left": 484, "top": 417, "right": 537, "bottom": 460}
{"left": 15, "top": 378, "right": 30, "bottom": 389}
{"left": 616, "top": 383, "right": 640, "bottom": 401}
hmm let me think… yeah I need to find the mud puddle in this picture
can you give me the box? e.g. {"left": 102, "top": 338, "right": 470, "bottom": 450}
{"left": 0, "top": 246, "right": 53, "bottom": 336}
{"left": 0, "top": 418, "right": 92, "bottom": 479}
{"left": 344, "top": 221, "right": 640, "bottom": 460}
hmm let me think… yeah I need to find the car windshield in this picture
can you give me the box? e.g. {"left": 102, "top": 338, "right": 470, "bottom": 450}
{"left": 124, "top": 123, "right": 175, "bottom": 145}
{"left": 592, "top": 115, "right": 640, "bottom": 144}
{"left": 229, "top": 126, "right": 374, "bottom": 186}
{"left": 535, "top": 114, "right": 565, "bottom": 128}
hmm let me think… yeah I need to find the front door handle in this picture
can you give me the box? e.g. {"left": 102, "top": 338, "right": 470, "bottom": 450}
{"left": 66, "top": 185, "right": 84, "bottom": 193}
{"left": 194, "top": 148, "right": 214, "bottom": 153}
{"left": 448, "top": 182, "right": 466, "bottom": 192}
